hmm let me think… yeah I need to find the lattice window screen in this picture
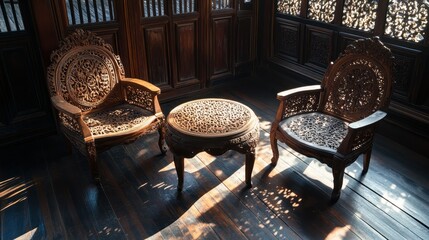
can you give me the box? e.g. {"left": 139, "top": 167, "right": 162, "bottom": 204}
{"left": 277, "top": 0, "right": 301, "bottom": 16}
{"left": 212, "top": 0, "right": 231, "bottom": 10}
{"left": 0, "top": 0, "right": 24, "bottom": 32}
{"left": 307, "top": 0, "right": 337, "bottom": 23}
{"left": 65, "top": 0, "right": 115, "bottom": 25}
{"left": 385, "top": 0, "right": 429, "bottom": 43}
{"left": 342, "top": 0, "right": 378, "bottom": 31}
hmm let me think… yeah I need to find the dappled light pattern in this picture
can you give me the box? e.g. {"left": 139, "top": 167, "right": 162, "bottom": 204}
{"left": 308, "top": 0, "right": 336, "bottom": 23}
{"left": 342, "top": 0, "right": 378, "bottom": 31}
{"left": 0, "top": 177, "right": 34, "bottom": 212}
{"left": 257, "top": 185, "right": 302, "bottom": 215}
{"left": 385, "top": 0, "right": 429, "bottom": 42}
{"left": 277, "top": 0, "right": 301, "bottom": 16}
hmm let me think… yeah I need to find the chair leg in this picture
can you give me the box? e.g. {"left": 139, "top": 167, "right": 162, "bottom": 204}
{"left": 331, "top": 163, "right": 345, "bottom": 203}
{"left": 270, "top": 130, "right": 279, "bottom": 166}
{"left": 86, "top": 141, "right": 100, "bottom": 182}
{"left": 158, "top": 124, "right": 167, "bottom": 154}
{"left": 363, "top": 147, "right": 372, "bottom": 173}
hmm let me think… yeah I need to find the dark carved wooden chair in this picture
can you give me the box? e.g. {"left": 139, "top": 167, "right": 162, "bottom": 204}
{"left": 47, "top": 29, "right": 166, "bottom": 180}
{"left": 270, "top": 37, "right": 394, "bottom": 202}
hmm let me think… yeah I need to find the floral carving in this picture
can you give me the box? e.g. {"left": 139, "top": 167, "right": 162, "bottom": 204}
{"left": 169, "top": 99, "right": 252, "bottom": 135}
{"left": 125, "top": 86, "right": 154, "bottom": 112}
{"left": 342, "top": 0, "right": 378, "bottom": 31}
{"left": 59, "top": 112, "right": 81, "bottom": 134}
{"left": 308, "top": 0, "right": 337, "bottom": 23}
{"left": 83, "top": 105, "right": 152, "bottom": 136}
{"left": 282, "top": 94, "right": 319, "bottom": 119}
{"left": 277, "top": 0, "right": 301, "bottom": 16}
{"left": 282, "top": 113, "right": 349, "bottom": 150}
{"left": 385, "top": 0, "right": 429, "bottom": 42}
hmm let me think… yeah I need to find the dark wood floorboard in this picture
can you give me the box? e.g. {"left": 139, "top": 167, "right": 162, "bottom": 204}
{"left": 1, "top": 77, "right": 429, "bottom": 239}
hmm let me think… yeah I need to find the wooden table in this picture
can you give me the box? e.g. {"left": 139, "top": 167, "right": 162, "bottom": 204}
{"left": 165, "top": 98, "right": 260, "bottom": 190}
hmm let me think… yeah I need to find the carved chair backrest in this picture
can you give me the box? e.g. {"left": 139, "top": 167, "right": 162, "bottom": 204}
{"left": 320, "top": 37, "right": 394, "bottom": 122}
{"left": 47, "top": 29, "right": 125, "bottom": 112}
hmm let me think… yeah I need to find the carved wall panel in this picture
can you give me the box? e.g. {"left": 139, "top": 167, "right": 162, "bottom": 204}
{"left": 342, "top": 0, "right": 378, "bottom": 31}
{"left": 175, "top": 21, "right": 198, "bottom": 83}
{"left": 144, "top": 26, "right": 170, "bottom": 86}
{"left": 307, "top": 0, "right": 336, "bottom": 23}
{"left": 305, "top": 27, "right": 333, "bottom": 70}
{"left": 277, "top": 0, "right": 301, "bottom": 16}
{"left": 274, "top": 19, "right": 300, "bottom": 61}
{"left": 385, "top": 0, "right": 429, "bottom": 42}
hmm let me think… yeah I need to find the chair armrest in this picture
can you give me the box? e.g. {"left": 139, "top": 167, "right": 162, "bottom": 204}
{"left": 274, "top": 85, "right": 322, "bottom": 122}
{"left": 122, "top": 78, "right": 161, "bottom": 94}
{"left": 51, "top": 95, "right": 82, "bottom": 116}
{"left": 337, "top": 111, "right": 387, "bottom": 155}
{"left": 50, "top": 95, "right": 93, "bottom": 139}
{"left": 122, "top": 78, "right": 163, "bottom": 115}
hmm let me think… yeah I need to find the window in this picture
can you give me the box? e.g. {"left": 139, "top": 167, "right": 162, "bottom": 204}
{"left": 65, "top": 0, "right": 115, "bottom": 25}
{"left": 212, "top": 0, "right": 231, "bottom": 10}
{"left": 277, "top": 0, "right": 301, "bottom": 16}
{"left": 385, "top": 0, "right": 428, "bottom": 43}
{"left": 307, "top": 0, "right": 336, "bottom": 23}
{"left": 0, "top": 0, "right": 24, "bottom": 32}
{"left": 342, "top": 0, "right": 378, "bottom": 32}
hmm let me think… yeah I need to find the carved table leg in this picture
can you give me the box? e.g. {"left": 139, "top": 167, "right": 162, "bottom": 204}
{"left": 245, "top": 152, "right": 255, "bottom": 188}
{"left": 173, "top": 155, "right": 184, "bottom": 191}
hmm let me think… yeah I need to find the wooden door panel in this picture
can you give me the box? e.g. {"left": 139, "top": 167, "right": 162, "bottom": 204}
{"left": 212, "top": 17, "right": 232, "bottom": 77}
{"left": 144, "top": 25, "right": 170, "bottom": 86}
{"left": 236, "top": 16, "right": 252, "bottom": 64}
{"left": 175, "top": 21, "right": 198, "bottom": 84}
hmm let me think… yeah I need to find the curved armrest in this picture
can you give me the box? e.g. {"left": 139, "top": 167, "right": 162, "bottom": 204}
{"left": 122, "top": 78, "right": 161, "bottom": 94}
{"left": 50, "top": 95, "right": 92, "bottom": 139}
{"left": 277, "top": 85, "right": 322, "bottom": 100}
{"left": 337, "top": 111, "right": 387, "bottom": 155}
{"left": 122, "top": 78, "right": 163, "bottom": 115}
{"left": 273, "top": 85, "right": 322, "bottom": 122}
{"left": 51, "top": 95, "right": 82, "bottom": 117}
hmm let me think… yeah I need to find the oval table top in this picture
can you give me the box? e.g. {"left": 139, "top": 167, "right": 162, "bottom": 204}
{"left": 166, "top": 98, "right": 259, "bottom": 139}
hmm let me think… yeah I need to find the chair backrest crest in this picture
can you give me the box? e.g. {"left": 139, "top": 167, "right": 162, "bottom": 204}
{"left": 321, "top": 37, "right": 394, "bottom": 121}
{"left": 47, "top": 29, "right": 125, "bottom": 111}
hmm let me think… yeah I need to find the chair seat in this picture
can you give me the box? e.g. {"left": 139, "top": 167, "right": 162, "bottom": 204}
{"left": 280, "top": 113, "right": 349, "bottom": 152}
{"left": 84, "top": 104, "right": 154, "bottom": 138}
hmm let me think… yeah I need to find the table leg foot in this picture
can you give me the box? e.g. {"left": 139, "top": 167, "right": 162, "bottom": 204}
{"left": 245, "top": 152, "right": 255, "bottom": 188}
{"left": 174, "top": 155, "right": 184, "bottom": 191}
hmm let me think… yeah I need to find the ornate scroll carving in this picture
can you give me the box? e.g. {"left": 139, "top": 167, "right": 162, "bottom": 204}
{"left": 47, "top": 29, "right": 125, "bottom": 111}
{"left": 125, "top": 86, "right": 154, "bottom": 112}
{"left": 169, "top": 99, "right": 252, "bottom": 135}
{"left": 282, "top": 94, "right": 319, "bottom": 119}
{"left": 277, "top": 0, "right": 301, "bottom": 16}
{"left": 282, "top": 113, "right": 349, "bottom": 150}
{"left": 83, "top": 105, "right": 151, "bottom": 137}
{"left": 342, "top": 0, "right": 378, "bottom": 31}
{"left": 385, "top": 0, "right": 429, "bottom": 42}
{"left": 307, "top": 0, "right": 336, "bottom": 23}
{"left": 59, "top": 112, "right": 81, "bottom": 134}
{"left": 324, "top": 59, "right": 383, "bottom": 116}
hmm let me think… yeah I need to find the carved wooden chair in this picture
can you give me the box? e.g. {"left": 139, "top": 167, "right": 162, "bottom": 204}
{"left": 270, "top": 37, "right": 394, "bottom": 202}
{"left": 47, "top": 29, "right": 166, "bottom": 181}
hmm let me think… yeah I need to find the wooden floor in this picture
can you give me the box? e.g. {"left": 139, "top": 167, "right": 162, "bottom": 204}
{"left": 1, "top": 76, "right": 429, "bottom": 239}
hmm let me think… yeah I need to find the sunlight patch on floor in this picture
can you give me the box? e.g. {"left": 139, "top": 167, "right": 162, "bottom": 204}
{"left": 325, "top": 225, "right": 351, "bottom": 240}
{"left": 0, "top": 177, "right": 34, "bottom": 212}
{"left": 14, "top": 227, "right": 38, "bottom": 240}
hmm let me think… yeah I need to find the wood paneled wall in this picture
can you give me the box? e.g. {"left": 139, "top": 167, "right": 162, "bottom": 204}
{"left": 0, "top": 0, "right": 258, "bottom": 145}
{"left": 261, "top": 0, "right": 429, "bottom": 154}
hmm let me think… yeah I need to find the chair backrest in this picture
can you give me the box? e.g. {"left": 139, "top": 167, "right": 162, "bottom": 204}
{"left": 47, "top": 29, "right": 125, "bottom": 111}
{"left": 321, "top": 37, "right": 394, "bottom": 122}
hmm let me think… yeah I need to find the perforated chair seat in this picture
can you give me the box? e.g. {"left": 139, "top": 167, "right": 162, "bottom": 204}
{"left": 280, "top": 113, "right": 349, "bottom": 153}
{"left": 83, "top": 104, "right": 155, "bottom": 138}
